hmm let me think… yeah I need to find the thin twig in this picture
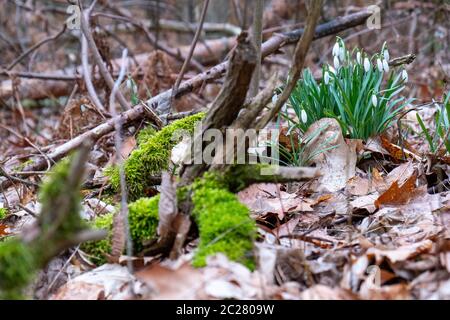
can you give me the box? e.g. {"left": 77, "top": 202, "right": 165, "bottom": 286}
{"left": 0, "top": 70, "right": 80, "bottom": 80}
{"left": 249, "top": 0, "right": 264, "bottom": 98}
{"left": 78, "top": 0, "right": 130, "bottom": 111}
{"left": 99, "top": 7, "right": 204, "bottom": 72}
{"left": 6, "top": 24, "right": 67, "bottom": 70}
{"left": 109, "top": 48, "right": 133, "bottom": 276}
{"left": 173, "top": 0, "right": 210, "bottom": 93}
{"left": 257, "top": 0, "right": 324, "bottom": 129}
{"left": 81, "top": 33, "right": 108, "bottom": 115}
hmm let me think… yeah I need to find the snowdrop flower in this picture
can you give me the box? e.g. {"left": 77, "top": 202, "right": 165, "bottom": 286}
{"left": 171, "top": 136, "right": 191, "bottom": 166}
{"left": 271, "top": 94, "right": 278, "bottom": 104}
{"left": 126, "top": 79, "right": 133, "bottom": 89}
{"left": 402, "top": 69, "right": 408, "bottom": 82}
{"left": 376, "top": 58, "right": 383, "bottom": 72}
{"left": 339, "top": 45, "right": 345, "bottom": 61}
{"left": 363, "top": 58, "right": 370, "bottom": 72}
{"left": 324, "top": 71, "right": 331, "bottom": 85}
{"left": 383, "top": 49, "right": 390, "bottom": 61}
{"left": 371, "top": 94, "right": 378, "bottom": 107}
{"left": 301, "top": 109, "right": 308, "bottom": 123}
{"left": 332, "top": 42, "right": 339, "bottom": 57}
{"left": 328, "top": 66, "right": 336, "bottom": 74}
{"left": 333, "top": 56, "right": 340, "bottom": 70}
{"left": 356, "top": 51, "right": 362, "bottom": 64}
{"left": 382, "top": 59, "right": 389, "bottom": 73}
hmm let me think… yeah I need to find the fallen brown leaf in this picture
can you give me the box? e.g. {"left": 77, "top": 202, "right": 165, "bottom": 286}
{"left": 375, "top": 172, "right": 418, "bottom": 209}
{"left": 367, "top": 240, "right": 434, "bottom": 264}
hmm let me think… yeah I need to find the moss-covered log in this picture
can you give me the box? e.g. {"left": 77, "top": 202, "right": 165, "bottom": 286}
{"left": 106, "top": 112, "right": 205, "bottom": 200}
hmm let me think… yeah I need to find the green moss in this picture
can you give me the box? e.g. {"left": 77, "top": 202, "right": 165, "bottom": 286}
{"left": 81, "top": 196, "right": 160, "bottom": 264}
{"left": 192, "top": 173, "right": 256, "bottom": 269}
{"left": 107, "top": 113, "right": 205, "bottom": 200}
{"left": 0, "top": 208, "right": 7, "bottom": 219}
{"left": 136, "top": 125, "right": 157, "bottom": 145}
{"left": 0, "top": 238, "right": 36, "bottom": 299}
{"left": 80, "top": 213, "right": 114, "bottom": 265}
{"left": 128, "top": 196, "right": 160, "bottom": 253}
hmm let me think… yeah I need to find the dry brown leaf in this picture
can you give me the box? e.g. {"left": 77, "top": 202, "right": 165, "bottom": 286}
{"left": 0, "top": 224, "right": 10, "bottom": 237}
{"left": 350, "top": 193, "right": 379, "bottom": 213}
{"left": 380, "top": 135, "right": 422, "bottom": 162}
{"left": 346, "top": 176, "right": 370, "bottom": 195}
{"left": 375, "top": 172, "right": 418, "bottom": 209}
{"left": 300, "top": 285, "right": 357, "bottom": 300}
{"left": 367, "top": 240, "right": 433, "bottom": 264}
{"left": 303, "top": 118, "right": 356, "bottom": 192}
{"left": 135, "top": 261, "right": 203, "bottom": 300}
{"left": 278, "top": 126, "right": 299, "bottom": 152}
{"left": 384, "top": 161, "right": 415, "bottom": 187}
{"left": 360, "top": 283, "right": 412, "bottom": 300}
{"left": 52, "top": 264, "right": 152, "bottom": 300}
{"left": 238, "top": 184, "right": 315, "bottom": 219}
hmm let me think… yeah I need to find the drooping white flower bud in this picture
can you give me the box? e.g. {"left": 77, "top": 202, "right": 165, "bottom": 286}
{"left": 126, "top": 79, "right": 133, "bottom": 89}
{"left": 328, "top": 66, "right": 336, "bottom": 74}
{"left": 364, "top": 58, "right": 370, "bottom": 72}
{"left": 382, "top": 59, "right": 389, "bottom": 73}
{"left": 383, "top": 49, "right": 390, "bottom": 61}
{"left": 271, "top": 94, "right": 278, "bottom": 104}
{"left": 402, "top": 69, "right": 408, "bottom": 82}
{"left": 339, "top": 46, "right": 345, "bottom": 61}
{"left": 301, "top": 109, "right": 308, "bottom": 123}
{"left": 333, "top": 56, "right": 340, "bottom": 70}
{"left": 332, "top": 42, "right": 339, "bottom": 57}
{"left": 376, "top": 58, "right": 383, "bottom": 72}
{"left": 371, "top": 94, "right": 378, "bottom": 107}
{"left": 324, "top": 71, "right": 330, "bottom": 85}
{"left": 356, "top": 51, "right": 362, "bottom": 64}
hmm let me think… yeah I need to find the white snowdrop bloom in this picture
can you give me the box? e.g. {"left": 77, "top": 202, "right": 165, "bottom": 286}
{"left": 402, "top": 69, "right": 408, "bottom": 82}
{"left": 328, "top": 66, "right": 336, "bottom": 74}
{"left": 382, "top": 59, "right": 389, "bottom": 73}
{"left": 126, "top": 79, "right": 133, "bottom": 89}
{"left": 364, "top": 58, "right": 370, "bottom": 72}
{"left": 371, "top": 94, "right": 378, "bottom": 107}
{"left": 324, "top": 71, "right": 331, "bottom": 85}
{"left": 333, "top": 56, "right": 340, "bottom": 70}
{"left": 171, "top": 136, "right": 191, "bottom": 166}
{"left": 332, "top": 42, "right": 339, "bottom": 57}
{"left": 271, "top": 94, "right": 278, "bottom": 104}
{"left": 301, "top": 109, "right": 308, "bottom": 123}
{"left": 376, "top": 58, "right": 383, "bottom": 72}
{"left": 356, "top": 51, "right": 362, "bottom": 64}
{"left": 383, "top": 49, "right": 390, "bottom": 61}
{"left": 339, "top": 46, "right": 345, "bottom": 61}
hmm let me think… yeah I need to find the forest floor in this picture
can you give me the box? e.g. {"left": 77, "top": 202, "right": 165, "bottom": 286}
{"left": 0, "top": 0, "right": 449, "bottom": 300}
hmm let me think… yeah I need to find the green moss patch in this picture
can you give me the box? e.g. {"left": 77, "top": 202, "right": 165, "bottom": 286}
{"left": 0, "top": 208, "right": 7, "bottom": 220}
{"left": 0, "top": 238, "right": 36, "bottom": 299}
{"left": 107, "top": 113, "right": 205, "bottom": 200}
{"left": 192, "top": 173, "right": 256, "bottom": 269}
{"left": 81, "top": 196, "right": 160, "bottom": 264}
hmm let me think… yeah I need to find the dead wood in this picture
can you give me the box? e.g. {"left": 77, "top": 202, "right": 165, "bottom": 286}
{"left": 0, "top": 10, "right": 371, "bottom": 101}
{"left": 0, "top": 10, "right": 372, "bottom": 191}
{"left": 179, "top": 32, "right": 257, "bottom": 184}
